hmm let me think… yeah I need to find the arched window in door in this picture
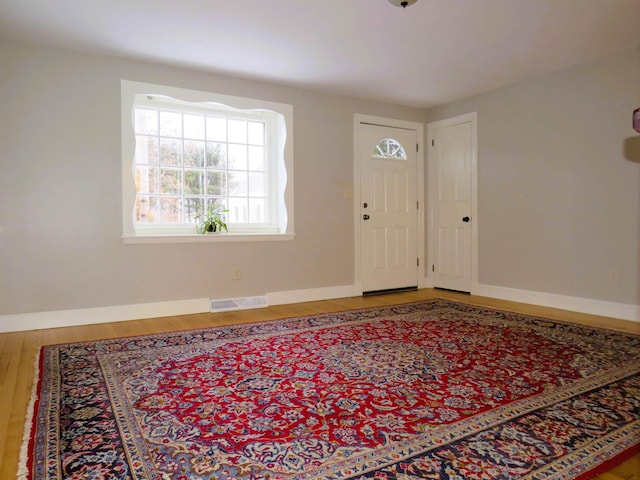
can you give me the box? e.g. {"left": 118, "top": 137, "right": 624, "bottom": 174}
{"left": 372, "top": 138, "right": 407, "bottom": 160}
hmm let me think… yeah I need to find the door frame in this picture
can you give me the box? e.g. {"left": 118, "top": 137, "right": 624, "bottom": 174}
{"left": 353, "top": 114, "right": 425, "bottom": 293}
{"left": 426, "top": 112, "right": 479, "bottom": 292}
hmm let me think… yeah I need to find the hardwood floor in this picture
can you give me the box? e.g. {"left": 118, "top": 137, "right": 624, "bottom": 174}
{"left": 1, "top": 288, "right": 638, "bottom": 479}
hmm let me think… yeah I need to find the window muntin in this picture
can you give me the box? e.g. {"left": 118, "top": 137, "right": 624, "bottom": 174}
{"left": 134, "top": 102, "right": 268, "bottom": 226}
{"left": 121, "top": 81, "right": 294, "bottom": 239}
{"left": 372, "top": 138, "right": 407, "bottom": 160}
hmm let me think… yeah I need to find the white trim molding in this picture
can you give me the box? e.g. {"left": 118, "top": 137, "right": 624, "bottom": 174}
{"left": 0, "top": 285, "right": 362, "bottom": 333}
{"left": 475, "top": 283, "right": 640, "bottom": 323}
{"left": 2, "top": 283, "right": 636, "bottom": 333}
{"left": 0, "top": 298, "right": 210, "bottom": 333}
{"left": 267, "top": 284, "right": 361, "bottom": 306}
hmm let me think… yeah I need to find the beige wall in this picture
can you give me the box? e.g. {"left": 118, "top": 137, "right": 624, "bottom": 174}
{"left": 2, "top": 40, "right": 639, "bottom": 319}
{"left": 426, "top": 48, "right": 640, "bottom": 306}
{"left": 0, "top": 40, "right": 424, "bottom": 315}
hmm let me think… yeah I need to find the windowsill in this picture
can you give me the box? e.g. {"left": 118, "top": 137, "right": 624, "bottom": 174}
{"left": 122, "top": 233, "right": 295, "bottom": 244}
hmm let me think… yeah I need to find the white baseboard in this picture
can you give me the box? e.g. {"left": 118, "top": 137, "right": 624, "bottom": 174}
{"left": 3, "top": 282, "right": 636, "bottom": 333}
{"left": 267, "top": 284, "right": 361, "bottom": 306}
{"left": 0, "top": 285, "right": 363, "bottom": 333}
{"left": 473, "top": 283, "right": 640, "bottom": 323}
{"left": 0, "top": 298, "right": 210, "bottom": 333}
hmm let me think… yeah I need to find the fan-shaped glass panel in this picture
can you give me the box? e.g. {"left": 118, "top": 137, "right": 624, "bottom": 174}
{"left": 372, "top": 138, "right": 407, "bottom": 160}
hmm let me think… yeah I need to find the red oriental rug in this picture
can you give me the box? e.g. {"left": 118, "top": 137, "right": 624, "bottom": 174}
{"left": 19, "top": 300, "right": 640, "bottom": 479}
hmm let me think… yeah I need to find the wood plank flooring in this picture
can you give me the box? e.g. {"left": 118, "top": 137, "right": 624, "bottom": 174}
{"left": 1, "top": 288, "right": 638, "bottom": 479}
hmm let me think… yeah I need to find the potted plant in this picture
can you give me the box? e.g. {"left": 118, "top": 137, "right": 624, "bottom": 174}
{"left": 195, "top": 206, "right": 229, "bottom": 234}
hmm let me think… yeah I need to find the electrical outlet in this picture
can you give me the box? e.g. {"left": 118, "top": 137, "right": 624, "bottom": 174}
{"left": 608, "top": 270, "right": 619, "bottom": 285}
{"left": 232, "top": 267, "right": 241, "bottom": 281}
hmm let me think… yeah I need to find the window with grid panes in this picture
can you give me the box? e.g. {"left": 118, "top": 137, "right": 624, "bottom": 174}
{"left": 121, "top": 81, "right": 293, "bottom": 240}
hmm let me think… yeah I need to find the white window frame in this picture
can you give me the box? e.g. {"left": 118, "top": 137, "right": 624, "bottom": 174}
{"left": 121, "top": 80, "right": 294, "bottom": 243}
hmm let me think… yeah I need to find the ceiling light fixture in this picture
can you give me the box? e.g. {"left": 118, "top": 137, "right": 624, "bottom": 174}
{"left": 388, "top": 0, "right": 418, "bottom": 7}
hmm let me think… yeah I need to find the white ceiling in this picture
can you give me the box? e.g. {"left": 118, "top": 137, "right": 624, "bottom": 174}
{"left": 1, "top": 0, "right": 639, "bottom": 108}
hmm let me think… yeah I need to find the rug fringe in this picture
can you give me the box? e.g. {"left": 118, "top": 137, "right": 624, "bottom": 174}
{"left": 17, "top": 348, "right": 41, "bottom": 480}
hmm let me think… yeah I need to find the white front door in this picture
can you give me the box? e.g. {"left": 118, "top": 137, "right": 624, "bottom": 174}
{"left": 428, "top": 114, "right": 476, "bottom": 292}
{"left": 358, "top": 123, "right": 418, "bottom": 293}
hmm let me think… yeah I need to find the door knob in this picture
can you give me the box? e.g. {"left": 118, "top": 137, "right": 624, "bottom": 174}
{"left": 362, "top": 214, "right": 370, "bottom": 220}
{"left": 462, "top": 216, "right": 470, "bottom": 222}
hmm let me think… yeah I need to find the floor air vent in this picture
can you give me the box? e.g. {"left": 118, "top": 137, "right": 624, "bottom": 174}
{"left": 210, "top": 296, "right": 268, "bottom": 313}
